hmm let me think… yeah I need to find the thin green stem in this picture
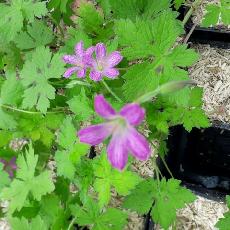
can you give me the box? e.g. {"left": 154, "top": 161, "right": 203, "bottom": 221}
{"left": 102, "top": 80, "right": 123, "bottom": 103}
{"left": 159, "top": 154, "right": 174, "bottom": 178}
{"left": 1, "top": 104, "right": 66, "bottom": 115}
{"left": 117, "top": 67, "right": 129, "bottom": 70}
{"left": 67, "top": 217, "right": 76, "bottom": 230}
{"left": 182, "top": 0, "right": 203, "bottom": 26}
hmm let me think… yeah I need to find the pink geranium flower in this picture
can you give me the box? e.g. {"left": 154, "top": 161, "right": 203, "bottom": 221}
{"left": 78, "top": 95, "right": 151, "bottom": 170}
{"left": 89, "top": 43, "right": 123, "bottom": 81}
{"left": 0, "top": 157, "right": 17, "bottom": 178}
{"left": 63, "top": 41, "right": 94, "bottom": 78}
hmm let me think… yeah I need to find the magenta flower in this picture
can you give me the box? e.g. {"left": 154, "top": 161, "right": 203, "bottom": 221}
{"left": 89, "top": 43, "right": 123, "bottom": 81}
{"left": 0, "top": 157, "right": 17, "bottom": 178}
{"left": 78, "top": 95, "right": 151, "bottom": 170}
{"left": 62, "top": 41, "right": 94, "bottom": 78}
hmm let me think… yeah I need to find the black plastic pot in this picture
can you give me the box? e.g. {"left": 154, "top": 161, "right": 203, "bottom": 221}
{"left": 157, "top": 122, "right": 230, "bottom": 207}
{"left": 160, "top": 123, "right": 230, "bottom": 192}
{"left": 144, "top": 123, "right": 230, "bottom": 229}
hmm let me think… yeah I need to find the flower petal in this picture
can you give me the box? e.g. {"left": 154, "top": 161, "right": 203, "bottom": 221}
{"left": 78, "top": 123, "right": 113, "bottom": 145}
{"left": 77, "top": 69, "right": 86, "bottom": 78}
{"left": 62, "top": 55, "right": 78, "bottom": 65}
{"left": 63, "top": 67, "right": 79, "bottom": 78}
{"left": 75, "top": 41, "right": 84, "bottom": 57}
{"left": 107, "top": 132, "right": 128, "bottom": 170}
{"left": 120, "top": 103, "right": 145, "bottom": 126}
{"left": 106, "top": 51, "right": 123, "bottom": 67}
{"left": 104, "top": 68, "right": 119, "bottom": 78}
{"left": 84, "top": 46, "right": 95, "bottom": 66}
{"left": 94, "top": 95, "right": 116, "bottom": 119}
{"left": 9, "top": 157, "right": 17, "bottom": 170}
{"left": 127, "top": 127, "right": 150, "bottom": 161}
{"left": 90, "top": 70, "right": 103, "bottom": 81}
{"left": 95, "top": 43, "right": 106, "bottom": 59}
{"left": 85, "top": 46, "right": 95, "bottom": 57}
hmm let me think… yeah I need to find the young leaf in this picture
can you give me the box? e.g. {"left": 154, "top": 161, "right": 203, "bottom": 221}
{"left": 215, "top": 195, "right": 230, "bottom": 230}
{"left": 123, "top": 179, "right": 156, "bottom": 214}
{"left": 0, "top": 106, "right": 17, "bottom": 130}
{"left": 1, "top": 71, "right": 24, "bottom": 106}
{"left": 9, "top": 215, "right": 48, "bottom": 230}
{"left": 122, "top": 62, "right": 159, "bottom": 101}
{"left": 123, "top": 179, "right": 196, "bottom": 229}
{"left": 0, "top": 40, "right": 23, "bottom": 71}
{"left": 115, "top": 11, "right": 183, "bottom": 60}
{"left": 15, "top": 20, "right": 54, "bottom": 50}
{"left": 20, "top": 46, "right": 65, "bottom": 113}
{"left": 16, "top": 113, "right": 64, "bottom": 147}
{"left": 202, "top": 0, "right": 230, "bottom": 27}
{"left": 181, "top": 88, "right": 210, "bottom": 131}
{"left": 67, "top": 88, "right": 94, "bottom": 121}
{"left": 39, "top": 194, "right": 66, "bottom": 229}
{"left": 150, "top": 179, "right": 196, "bottom": 229}
{"left": 174, "top": 0, "right": 185, "bottom": 10}
{"left": 47, "top": 0, "right": 74, "bottom": 25}
{"left": 77, "top": 2, "right": 113, "bottom": 42}
{"left": 71, "top": 197, "right": 128, "bottom": 229}
{"left": 0, "top": 0, "right": 47, "bottom": 42}
{"left": 55, "top": 117, "right": 89, "bottom": 180}
{"left": 93, "top": 152, "right": 141, "bottom": 207}
{"left": 0, "top": 143, "right": 55, "bottom": 214}
{"left": 108, "top": 0, "right": 170, "bottom": 20}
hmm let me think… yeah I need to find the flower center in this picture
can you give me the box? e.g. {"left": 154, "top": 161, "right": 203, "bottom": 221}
{"left": 96, "top": 60, "right": 104, "bottom": 71}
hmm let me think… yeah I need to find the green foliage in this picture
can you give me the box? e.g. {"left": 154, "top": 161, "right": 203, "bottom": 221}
{"left": 71, "top": 197, "right": 128, "bottom": 230}
{"left": 77, "top": 2, "right": 114, "bottom": 42}
{"left": 215, "top": 196, "right": 230, "bottom": 230}
{"left": 122, "top": 62, "right": 159, "bottom": 101}
{"left": 39, "top": 194, "right": 67, "bottom": 229}
{"left": 1, "top": 71, "right": 24, "bottom": 106}
{"left": 55, "top": 117, "right": 89, "bottom": 180}
{"left": 47, "top": 0, "right": 74, "bottom": 25}
{"left": 0, "top": 0, "right": 47, "bottom": 42}
{"left": 20, "top": 46, "right": 65, "bottom": 113}
{"left": 67, "top": 88, "right": 94, "bottom": 121}
{"left": 0, "top": 106, "right": 17, "bottom": 130}
{"left": 105, "top": 0, "right": 170, "bottom": 20}
{"left": 15, "top": 113, "right": 64, "bottom": 147}
{"left": 0, "top": 71, "right": 22, "bottom": 130}
{"left": 0, "top": 143, "right": 54, "bottom": 214}
{"left": 15, "top": 20, "right": 54, "bottom": 50}
{"left": 146, "top": 87, "right": 210, "bottom": 134}
{"left": 174, "top": 0, "right": 185, "bottom": 10}
{"left": 9, "top": 215, "right": 48, "bottom": 230}
{"left": 115, "top": 11, "right": 183, "bottom": 60}
{"left": 202, "top": 0, "right": 230, "bottom": 27}
{"left": 172, "top": 87, "right": 210, "bottom": 131}
{"left": 123, "top": 179, "right": 196, "bottom": 229}
{"left": 93, "top": 152, "right": 141, "bottom": 208}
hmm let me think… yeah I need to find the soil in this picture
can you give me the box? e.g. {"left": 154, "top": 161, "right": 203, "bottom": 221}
{"left": 189, "top": 44, "right": 230, "bottom": 123}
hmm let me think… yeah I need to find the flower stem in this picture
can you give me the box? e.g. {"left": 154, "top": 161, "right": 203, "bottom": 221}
{"left": 182, "top": 0, "right": 203, "bottom": 26}
{"left": 67, "top": 217, "right": 76, "bottom": 230}
{"left": 159, "top": 154, "right": 174, "bottom": 178}
{"left": 1, "top": 104, "right": 66, "bottom": 115}
{"left": 102, "top": 80, "right": 123, "bottom": 103}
